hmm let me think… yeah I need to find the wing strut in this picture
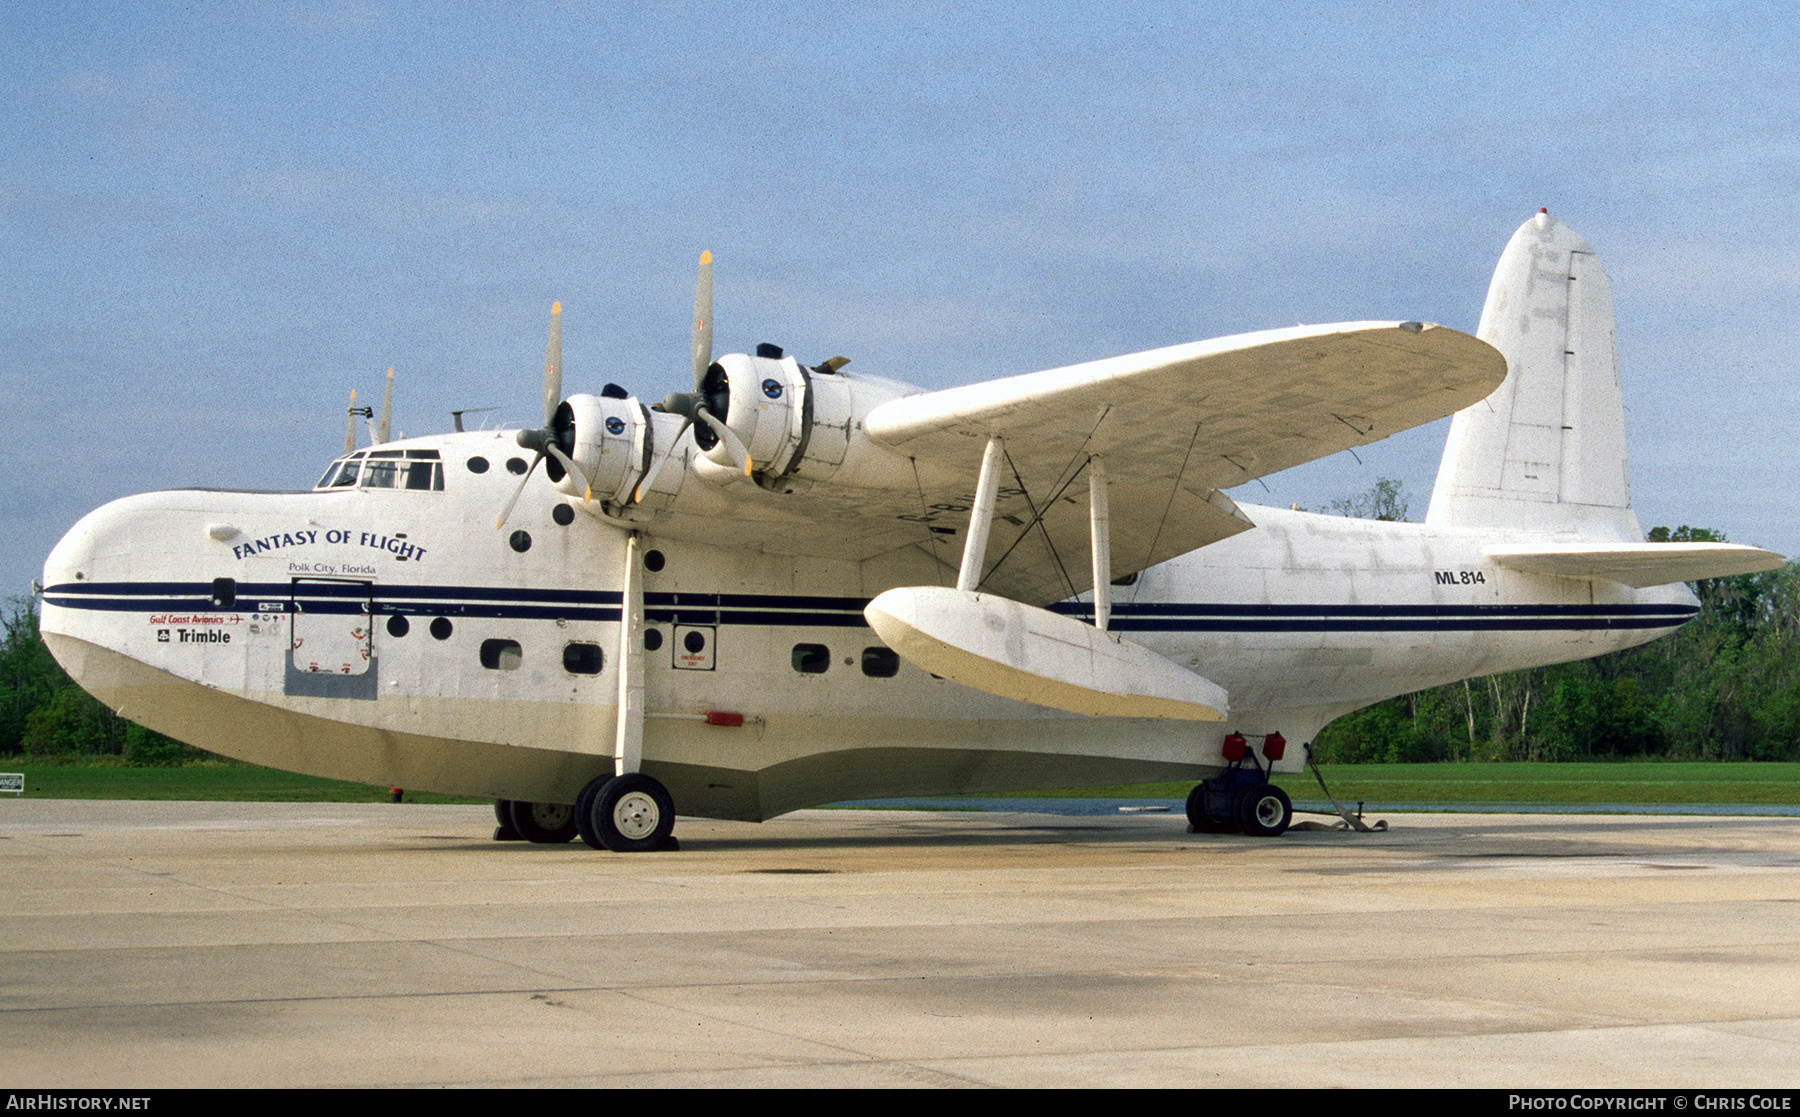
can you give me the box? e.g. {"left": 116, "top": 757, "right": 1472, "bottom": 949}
{"left": 869, "top": 441, "right": 1226, "bottom": 719}
{"left": 614, "top": 531, "right": 646, "bottom": 776}
{"left": 957, "top": 436, "right": 1004, "bottom": 592}
{"left": 1090, "top": 455, "right": 1111, "bottom": 632}
{"left": 960, "top": 437, "right": 1114, "bottom": 632}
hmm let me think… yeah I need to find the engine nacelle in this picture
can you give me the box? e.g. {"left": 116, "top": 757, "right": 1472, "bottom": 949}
{"left": 697, "top": 353, "right": 810, "bottom": 482}
{"left": 544, "top": 352, "right": 916, "bottom": 512}
{"left": 549, "top": 393, "right": 651, "bottom": 504}
{"left": 690, "top": 351, "right": 923, "bottom": 494}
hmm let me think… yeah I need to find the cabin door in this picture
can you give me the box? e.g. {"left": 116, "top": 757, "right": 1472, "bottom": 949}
{"left": 289, "top": 577, "right": 374, "bottom": 677}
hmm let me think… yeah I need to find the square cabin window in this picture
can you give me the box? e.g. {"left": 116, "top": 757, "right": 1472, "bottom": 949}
{"left": 479, "top": 638, "right": 522, "bottom": 671}
{"left": 791, "top": 643, "right": 830, "bottom": 674}
{"left": 563, "top": 642, "right": 604, "bottom": 675}
{"left": 861, "top": 646, "right": 899, "bottom": 678}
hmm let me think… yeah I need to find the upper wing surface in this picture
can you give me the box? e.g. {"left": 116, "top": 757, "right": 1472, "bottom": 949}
{"left": 860, "top": 321, "right": 1506, "bottom": 601}
{"left": 639, "top": 321, "right": 1503, "bottom": 605}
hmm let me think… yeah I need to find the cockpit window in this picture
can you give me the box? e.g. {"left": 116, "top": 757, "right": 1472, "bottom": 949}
{"left": 313, "top": 449, "right": 443, "bottom": 492}
{"left": 403, "top": 459, "right": 438, "bottom": 489}
{"left": 324, "top": 459, "right": 360, "bottom": 488}
{"left": 363, "top": 460, "right": 398, "bottom": 489}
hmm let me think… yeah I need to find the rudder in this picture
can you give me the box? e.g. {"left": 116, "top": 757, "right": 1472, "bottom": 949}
{"left": 1425, "top": 211, "right": 1641, "bottom": 541}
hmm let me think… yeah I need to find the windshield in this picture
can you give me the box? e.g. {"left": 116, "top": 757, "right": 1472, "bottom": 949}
{"left": 313, "top": 449, "right": 443, "bottom": 492}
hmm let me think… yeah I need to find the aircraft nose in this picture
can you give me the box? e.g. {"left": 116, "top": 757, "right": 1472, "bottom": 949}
{"left": 38, "top": 506, "right": 119, "bottom": 674}
{"left": 43, "top": 510, "right": 99, "bottom": 591}
{"left": 40, "top": 490, "right": 196, "bottom": 637}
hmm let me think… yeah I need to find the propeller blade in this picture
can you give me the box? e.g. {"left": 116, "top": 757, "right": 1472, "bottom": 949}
{"left": 378, "top": 367, "right": 393, "bottom": 444}
{"left": 543, "top": 301, "right": 562, "bottom": 427}
{"left": 691, "top": 251, "right": 712, "bottom": 388}
{"left": 343, "top": 388, "right": 357, "bottom": 455}
{"left": 495, "top": 452, "right": 543, "bottom": 530}
{"left": 544, "top": 442, "right": 593, "bottom": 503}
{"left": 696, "top": 405, "right": 753, "bottom": 476}
{"left": 634, "top": 415, "right": 693, "bottom": 503}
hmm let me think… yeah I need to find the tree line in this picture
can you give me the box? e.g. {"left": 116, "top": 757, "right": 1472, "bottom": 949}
{"left": 1314, "top": 525, "right": 1800, "bottom": 763}
{"left": 0, "top": 601, "right": 194, "bottom": 762}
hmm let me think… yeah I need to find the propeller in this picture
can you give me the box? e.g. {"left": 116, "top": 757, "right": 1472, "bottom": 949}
{"left": 543, "top": 301, "right": 562, "bottom": 427}
{"left": 498, "top": 301, "right": 594, "bottom": 529}
{"left": 344, "top": 388, "right": 372, "bottom": 454}
{"left": 634, "top": 251, "right": 752, "bottom": 501}
{"left": 498, "top": 254, "right": 752, "bottom": 525}
{"left": 691, "top": 249, "right": 712, "bottom": 385}
{"left": 377, "top": 367, "right": 393, "bottom": 444}
{"left": 493, "top": 448, "right": 543, "bottom": 529}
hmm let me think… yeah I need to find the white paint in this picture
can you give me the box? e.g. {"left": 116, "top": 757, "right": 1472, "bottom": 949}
{"left": 957, "top": 436, "right": 1004, "bottom": 593}
{"left": 35, "top": 214, "right": 1782, "bottom": 829}
{"left": 866, "top": 586, "right": 1228, "bottom": 720}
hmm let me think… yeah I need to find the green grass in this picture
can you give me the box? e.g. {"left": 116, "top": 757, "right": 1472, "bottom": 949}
{"left": 973, "top": 761, "right": 1800, "bottom": 808}
{"left": 3, "top": 758, "right": 1798, "bottom": 808}
{"left": 1294, "top": 760, "right": 1800, "bottom": 807}
{"left": 0, "top": 758, "right": 483, "bottom": 804}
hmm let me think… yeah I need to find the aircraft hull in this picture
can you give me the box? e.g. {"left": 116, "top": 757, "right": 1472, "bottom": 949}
{"left": 39, "top": 488, "right": 1695, "bottom": 820}
{"left": 41, "top": 630, "right": 1310, "bottom": 819}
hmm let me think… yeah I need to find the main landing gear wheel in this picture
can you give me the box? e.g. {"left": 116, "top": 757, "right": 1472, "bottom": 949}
{"left": 505, "top": 799, "right": 578, "bottom": 844}
{"left": 1235, "top": 783, "right": 1292, "bottom": 837}
{"left": 493, "top": 799, "right": 523, "bottom": 841}
{"left": 576, "top": 773, "right": 677, "bottom": 853}
{"left": 1184, "top": 784, "right": 1236, "bottom": 833}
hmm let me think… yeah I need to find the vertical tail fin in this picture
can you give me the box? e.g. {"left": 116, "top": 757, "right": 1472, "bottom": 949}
{"left": 1425, "top": 211, "right": 1642, "bottom": 541}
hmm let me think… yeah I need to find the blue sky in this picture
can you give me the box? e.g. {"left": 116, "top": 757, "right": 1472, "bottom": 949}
{"left": 6, "top": 1, "right": 1799, "bottom": 595}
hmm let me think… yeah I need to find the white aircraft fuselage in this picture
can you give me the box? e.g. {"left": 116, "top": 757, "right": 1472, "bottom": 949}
{"left": 37, "top": 442, "right": 1695, "bottom": 822}
{"left": 37, "top": 212, "right": 1777, "bottom": 843}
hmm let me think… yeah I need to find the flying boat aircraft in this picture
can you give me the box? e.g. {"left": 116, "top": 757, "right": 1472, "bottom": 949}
{"left": 39, "top": 212, "right": 1782, "bottom": 850}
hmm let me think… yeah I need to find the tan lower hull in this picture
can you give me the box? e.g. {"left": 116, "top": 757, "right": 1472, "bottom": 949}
{"left": 45, "top": 633, "right": 1230, "bottom": 820}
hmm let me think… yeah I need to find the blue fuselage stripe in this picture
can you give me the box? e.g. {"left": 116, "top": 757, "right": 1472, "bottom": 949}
{"left": 41, "top": 582, "right": 1700, "bottom": 634}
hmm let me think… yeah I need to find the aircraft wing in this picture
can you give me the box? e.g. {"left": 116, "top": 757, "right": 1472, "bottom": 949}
{"left": 860, "top": 321, "right": 1506, "bottom": 602}
{"left": 639, "top": 321, "right": 1503, "bottom": 605}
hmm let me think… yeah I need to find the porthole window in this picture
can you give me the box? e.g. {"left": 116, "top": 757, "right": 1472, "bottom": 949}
{"left": 466, "top": 456, "right": 489, "bottom": 474}
{"left": 792, "top": 643, "right": 830, "bottom": 674}
{"left": 386, "top": 615, "right": 410, "bottom": 638}
{"left": 479, "top": 638, "right": 522, "bottom": 671}
{"left": 644, "top": 549, "right": 665, "bottom": 572}
{"left": 683, "top": 629, "right": 707, "bottom": 654}
{"left": 509, "top": 530, "right": 532, "bottom": 553}
{"left": 506, "top": 457, "right": 529, "bottom": 475}
{"left": 563, "top": 642, "right": 604, "bottom": 675}
{"left": 552, "top": 503, "right": 575, "bottom": 525}
{"left": 430, "top": 617, "right": 453, "bottom": 640}
{"left": 861, "top": 647, "right": 900, "bottom": 678}
{"left": 643, "top": 628, "right": 664, "bottom": 651}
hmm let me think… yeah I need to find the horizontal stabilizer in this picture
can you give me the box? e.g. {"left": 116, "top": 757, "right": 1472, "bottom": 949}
{"left": 1484, "top": 542, "right": 1784, "bottom": 588}
{"left": 865, "top": 587, "right": 1228, "bottom": 721}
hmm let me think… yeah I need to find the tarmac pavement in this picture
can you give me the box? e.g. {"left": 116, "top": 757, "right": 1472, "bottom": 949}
{"left": 3, "top": 798, "right": 1798, "bottom": 1088}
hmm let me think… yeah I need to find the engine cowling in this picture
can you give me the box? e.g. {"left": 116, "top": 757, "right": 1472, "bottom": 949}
{"left": 539, "top": 353, "right": 916, "bottom": 516}
{"left": 696, "top": 353, "right": 810, "bottom": 481}
{"left": 548, "top": 393, "right": 651, "bottom": 504}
